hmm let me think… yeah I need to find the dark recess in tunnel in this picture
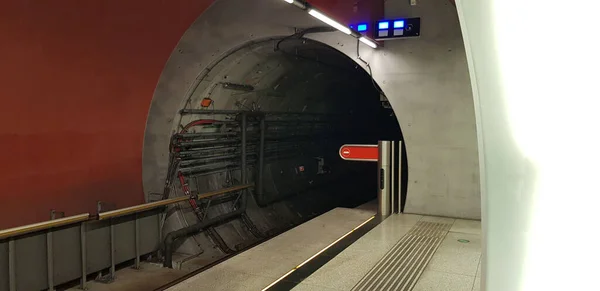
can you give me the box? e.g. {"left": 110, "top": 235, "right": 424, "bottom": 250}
{"left": 158, "top": 37, "right": 406, "bottom": 268}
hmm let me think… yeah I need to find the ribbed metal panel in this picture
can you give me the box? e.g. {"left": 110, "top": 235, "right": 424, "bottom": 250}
{"left": 352, "top": 221, "right": 451, "bottom": 291}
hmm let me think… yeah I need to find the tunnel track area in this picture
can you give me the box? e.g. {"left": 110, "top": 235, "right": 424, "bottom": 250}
{"left": 160, "top": 109, "right": 358, "bottom": 270}
{"left": 152, "top": 219, "right": 301, "bottom": 291}
{"left": 149, "top": 35, "right": 402, "bottom": 282}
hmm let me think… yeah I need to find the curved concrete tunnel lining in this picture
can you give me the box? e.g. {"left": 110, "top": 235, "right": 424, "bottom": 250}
{"left": 148, "top": 36, "right": 400, "bottom": 264}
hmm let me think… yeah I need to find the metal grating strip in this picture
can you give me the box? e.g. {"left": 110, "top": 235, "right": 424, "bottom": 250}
{"left": 352, "top": 221, "right": 451, "bottom": 291}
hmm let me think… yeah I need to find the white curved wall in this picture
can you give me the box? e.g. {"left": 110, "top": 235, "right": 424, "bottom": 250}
{"left": 143, "top": 0, "right": 480, "bottom": 219}
{"left": 457, "top": 0, "right": 600, "bottom": 290}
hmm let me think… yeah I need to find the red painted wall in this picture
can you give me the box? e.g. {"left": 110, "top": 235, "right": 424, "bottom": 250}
{"left": 0, "top": 0, "right": 213, "bottom": 229}
{"left": 0, "top": 0, "right": 381, "bottom": 229}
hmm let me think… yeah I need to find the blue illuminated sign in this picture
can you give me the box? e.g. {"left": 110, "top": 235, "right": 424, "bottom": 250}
{"left": 394, "top": 20, "right": 405, "bottom": 28}
{"left": 378, "top": 21, "right": 389, "bottom": 30}
{"left": 357, "top": 24, "right": 368, "bottom": 32}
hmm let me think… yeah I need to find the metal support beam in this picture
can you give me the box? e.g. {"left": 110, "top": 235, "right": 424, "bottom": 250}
{"left": 378, "top": 141, "right": 392, "bottom": 216}
{"left": 109, "top": 220, "right": 115, "bottom": 280}
{"left": 397, "top": 141, "right": 404, "bottom": 213}
{"left": 96, "top": 219, "right": 116, "bottom": 283}
{"left": 46, "top": 230, "right": 55, "bottom": 291}
{"left": 157, "top": 211, "right": 163, "bottom": 259}
{"left": 257, "top": 116, "right": 266, "bottom": 202}
{"left": 80, "top": 222, "right": 87, "bottom": 290}
{"left": 241, "top": 113, "right": 248, "bottom": 187}
{"left": 134, "top": 214, "right": 140, "bottom": 269}
{"left": 8, "top": 239, "right": 16, "bottom": 291}
{"left": 391, "top": 141, "right": 396, "bottom": 214}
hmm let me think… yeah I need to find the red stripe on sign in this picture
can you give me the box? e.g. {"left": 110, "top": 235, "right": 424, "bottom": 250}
{"left": 339, "top": 144, "right": 378, "bottom": 161}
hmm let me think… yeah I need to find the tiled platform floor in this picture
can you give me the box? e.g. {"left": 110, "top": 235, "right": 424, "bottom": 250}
{"left": 293, "top": 215, "right": 482, "bottom": 291}
{"left": 169, "top": 207, "right": 482, "bottom": 291}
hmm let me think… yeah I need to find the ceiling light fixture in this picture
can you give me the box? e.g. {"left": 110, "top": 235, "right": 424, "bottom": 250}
{"left": 281, "top": 2, "right": 377, "bottom": 49}
{"left": 359, "top": 37, "right": 378, "bottom": 49}
{"left": 308, "top": 9, "right": 352, "bottom": 35}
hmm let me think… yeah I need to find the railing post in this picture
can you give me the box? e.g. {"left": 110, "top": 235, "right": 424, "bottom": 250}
{"left": 47, "top": 230, "right": 54, "bottom": 291}
{"left": 8, "top": 238, "right": 16, "bottom": 291}
{"left": 157, "top": 211, "right": 163, "bottom": 259}
{"left": 97, "top": 218, "right": 116, "bottom": 284}
{"left": 109, "top": 219, "right": 115, "bottom": 280}
{"left": 47, "top": 211, "right": 56, "bottom": 291}
{"left": 80, "top": 221, "right": 87, "bottom": 290}
{"left": 134, "top": 213, "right": 140, "bottom": 269}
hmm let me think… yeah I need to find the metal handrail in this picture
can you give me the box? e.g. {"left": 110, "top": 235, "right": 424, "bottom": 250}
{"left": 179, "top": 109, "right": 340, "bottom": 116}
{"left": 0, "top": 184, "right": 253, "bottom": 291}
{"left": 0, "top": 213, "right": 90, "bottom": 240}
{"left": 0, "top": 184, "right": 254, "bottom": 238}
{"left": 98, "top": 184, "right": 254, "bottom": 220}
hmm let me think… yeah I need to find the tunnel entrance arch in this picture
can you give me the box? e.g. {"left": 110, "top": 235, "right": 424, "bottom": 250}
{"left": 144, "top": 32, "right": 404, "bottom": 258}
{"left": 144, "top": 0, "right": 480, "bottom": 230}
{"left": 142, "top": 0, "right": 406, "bottom": 203}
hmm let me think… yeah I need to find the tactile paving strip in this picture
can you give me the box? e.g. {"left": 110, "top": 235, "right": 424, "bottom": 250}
{"left": 352, "top": 221, "right": 452, "bottom": 291}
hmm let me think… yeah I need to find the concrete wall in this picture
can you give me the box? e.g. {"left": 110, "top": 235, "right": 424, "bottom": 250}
{"left": 383, "top": 0, "right": 480, "bottom": 218}
{"left": 457, "top": 0, "right": 600, "bottom": 290}
{"left": 313, "top": 0, "right": 481, "bottom": 218}
{"left": 145, "top": 0, "right": 480, "bottom": 219}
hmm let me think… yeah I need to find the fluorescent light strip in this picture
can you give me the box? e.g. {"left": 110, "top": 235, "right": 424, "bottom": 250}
{"left": 308, "top": 9, "right": 352, "bottom": 35}
{"left": 282, "top": 0, "right": 294, "bottom": 3}
{"left": 261, "top": 215, "right": 376, "bottom": 291}
{"left": 359, "top": 37, "right": 378, "bottom": 49}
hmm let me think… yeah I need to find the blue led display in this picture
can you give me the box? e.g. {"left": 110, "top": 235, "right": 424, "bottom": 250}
{"left": 357, "top": 24, "right": 368, "bottom": 32}
{"left": 394, "top": 20, "right": 405, "bottom": 28}
{"left": 378, "top": 21, "right": 389, "bottom": 30}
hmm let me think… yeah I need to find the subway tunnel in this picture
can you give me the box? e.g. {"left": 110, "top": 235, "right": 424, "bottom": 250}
{"left": 139, "top": 0, "right": 418, "bottom": 270}
{"left": 141, "top": 0, "right": 478, "bottom": 270}
{"left": 149, "top": 36, "right": 403, "bottom": 267}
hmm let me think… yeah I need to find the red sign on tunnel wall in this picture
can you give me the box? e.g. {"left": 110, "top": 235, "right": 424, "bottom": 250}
{"left": 339, "top": 144, "right": 379, "bottom": 162}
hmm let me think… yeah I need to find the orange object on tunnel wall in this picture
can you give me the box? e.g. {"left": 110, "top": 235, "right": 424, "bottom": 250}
{"left": 0, "top": 0, "right": 382, "bottom": 229}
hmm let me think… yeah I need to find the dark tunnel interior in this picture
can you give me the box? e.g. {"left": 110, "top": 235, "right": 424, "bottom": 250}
{"left": 159, "top": 37, "right": 404, "bottom": 268}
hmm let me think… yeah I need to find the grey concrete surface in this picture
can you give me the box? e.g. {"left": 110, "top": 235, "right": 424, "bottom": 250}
{"left": 307, "top": 0, "right": 480, "bottom": 219}
{"left": 296, "top": 216, "right": 481, "bottom": 291}
{"left": 167, "top": 207, "right": 375, "bottom": 291}
{"left": 65, "top": 262, "right": 187, "bottom": 291}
